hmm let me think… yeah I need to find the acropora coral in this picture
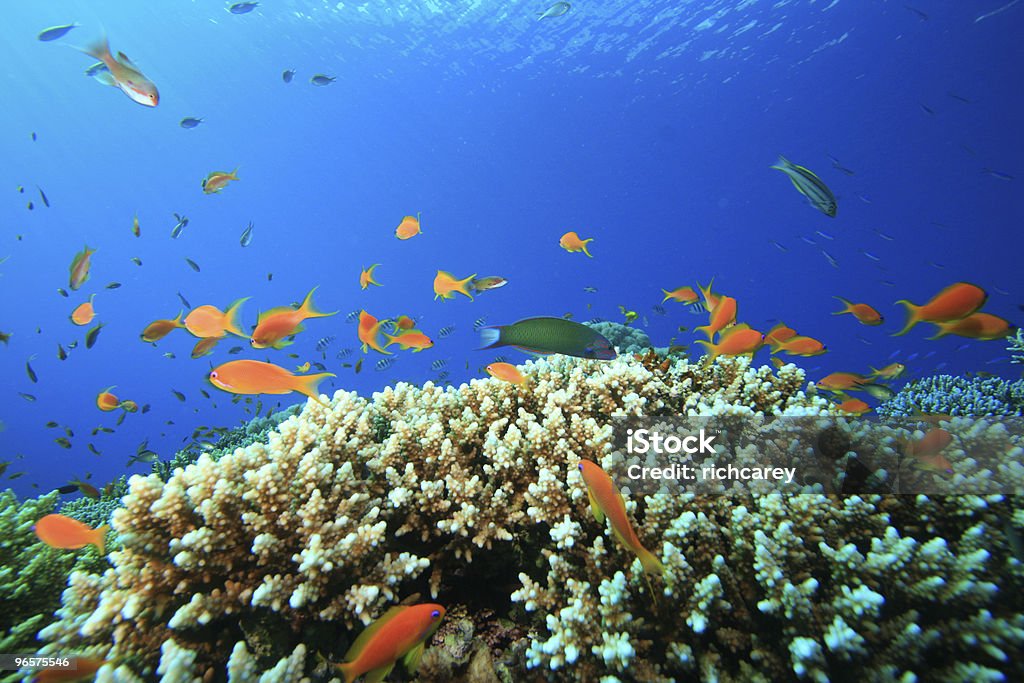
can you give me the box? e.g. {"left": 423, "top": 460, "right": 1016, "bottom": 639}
{"left": 876, "top": 374, "right": 1024, "bottom": 418}
{"left": 22, "top": 354, "right": 1024, "bottom": 681}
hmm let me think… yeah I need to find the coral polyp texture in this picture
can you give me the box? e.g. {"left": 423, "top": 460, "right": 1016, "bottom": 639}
{"left": 34, "top": 355, "right": 1024, "bottom": 681}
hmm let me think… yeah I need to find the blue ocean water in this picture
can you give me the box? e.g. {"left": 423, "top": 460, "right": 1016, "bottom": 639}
{"left": 1, "top": 0, "right": 1021, "bottom": 497}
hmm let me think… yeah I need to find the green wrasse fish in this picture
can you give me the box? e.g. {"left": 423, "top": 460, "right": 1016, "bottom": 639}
{"left": 771, "top": 154, "right": 837, "bottom": 217}
{"left": 578, "top": 460, "right": 663, "bottom": 575}
{"left": 334, "top": 604, "right": 445, "bottom": 683}
{"left": 80, "top": 35, "right": 159, "bottom": 107}
{"left": 478, "top": 317, "right": 616, "bottom": 360}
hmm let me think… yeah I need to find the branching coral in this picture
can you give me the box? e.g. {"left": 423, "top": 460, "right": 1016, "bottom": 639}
{"left": 32, "top": 354, "right": 1024, "bottom": 681}
{"left": 876, "top": 374, "right": 1024, "bottom": 417}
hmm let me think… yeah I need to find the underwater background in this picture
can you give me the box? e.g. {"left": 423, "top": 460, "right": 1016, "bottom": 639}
{"left": 2, "top": 1, "right": 1024, "bottom": 682}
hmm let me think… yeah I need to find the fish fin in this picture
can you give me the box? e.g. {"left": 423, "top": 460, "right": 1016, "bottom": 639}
{"left": 363, "top": 664, "right": 395, "bottom": 683}
{"left": 925, "top": 324, "right": 949, "bottom": 340}
{"left": 403, "top": 641, "right": 425, "bottom": 673}
{"left": 116, "top": 51, "right": 139, "bottom": 68}
{"left": 333, "top": 662, "right": 357, "bottom": 683}
{"left": 510, "top": 345, "right": 555, "bottom": 356}
{"left": 477, "top": 327, "right": 503, "bottom": 350}
{"left": 299, "top": 286, "right": 336, "bottom": 319}
{"left": 272, "top": 338, "right": 294, "bottom": 349}
{"left": 223, "top": 297, "right": 250, "bottom": 337}
{"left": 587, "top": 488, "right": 605, "bottom": 524}
{"left": 582, "top": 239, "right": 593, "bottom": 257}
{"left": 694, "top": 339, "right": 715, "bottom": 358}
{"left": 293, "top": 372, "right": 335, "bottom": 406}
{"left": 636, "top": 545, "right": 665, "bottom": 576}
{"left": 892, "top": 300, "right": 921, "bottom": 336}
{"left": 694, "top": 324, "right": 713, "bottom": 340}
{"left": 80, "top": 34, "right": 113, "bottom": 66}
{"left": 93, "top": 524, "right": 110, "bottom": 554}
{"left": 832, "top": 296, "right": 852, "bottom": 314}
{"left": 92, "top": 70, "right": 117, "bottom": 87}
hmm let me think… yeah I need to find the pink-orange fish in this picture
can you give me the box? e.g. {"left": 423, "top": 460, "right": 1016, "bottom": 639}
{"left": 209, "top": 359, "right": 334, "bottom": 406}
{"left": 358, "top": 310, "right": 391, "bottom": 354}
{"left": 894, "top": 282, "right": 987, "bottom": 336}
{"left": 433, "top": 271, "right": 475, "bottom": 301}
{"left": 559, "top": 231, "right": 593, "bottom": 257}
{"left": 34, "top": 514, "right": 108, "bottom": 552}
{"left": 250, "top": 287, "right": 336, "bottom": 349}
{"left": 68, "top": 245, "right": 95, "bottom": 291}
{"left": 335, "top": 604, "right": 445, "bottom": 683}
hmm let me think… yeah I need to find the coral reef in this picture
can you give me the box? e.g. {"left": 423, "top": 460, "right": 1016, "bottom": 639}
{"left": 1010, "top": 328, "right": 1024, "bottom": 365}
{"left": 586, "top": 321, "right": 652, "bottom": 355}
{"left": 876, "top": 374, "right": 1024, "bottom": 418}
{"left": 29, "top": 354, "right": 1024, "bottom": 682}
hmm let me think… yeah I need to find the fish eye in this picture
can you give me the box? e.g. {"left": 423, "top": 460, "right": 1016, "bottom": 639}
{"left": 577, "top": 463, "right": 584, "bottom": 471}
{"left": 210, "top": 371, "right": 218, "bottom": 379}
{"left": 431, "top": 610, "right": 440, "bottom": 618}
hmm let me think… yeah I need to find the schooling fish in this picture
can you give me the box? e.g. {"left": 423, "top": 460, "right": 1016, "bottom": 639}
{"left": 662, "top": 286, "right": 699, "bottom": 304}
{"left": 395, "top": 214, "right": 422, "bottom": 240}
{"left": 185, "top": 257, "right": 201, "bottom": 272}
{"left": 928, "top": 312, "right": 1013, "bottom": 340}
{"left": 202, "top": 169, "right": 239, "bottom": 194}
{"left": 334, "top": 604, "right": 446, "bottom": 683}
{"left": 486, "top": 362, "right": 525, "bottom": 384}
{"left": 479, "top": 317, "right": 616, "bottom": 360}
{"left": 360, "top": 264, "right": 382, "bottom": 289}
{"left": 771, "top": 154, "right": 837, "bottom": 217}
{"left": 358, "top": 310, "right": 392, "bottom": 355}
{"left": 433, "top": 271, "right": 476, "bottom": 301}
{"left": 559, "top": 231, "right": 593, "bottom": 257}
{"left": 34, "top": 514, "right": 108, "bottom": 552}
{"left": 282, "top": 69, "right": 296, "bottom": 83}
{"left": 209, "top": 359, "right": 334, "bottom": 405}
{"left": 141, "top": 312, "right": 185, "bottom": 343}
{"left": 240, "top": 221, "right": 254, "bottom": 247}
{"left": 85, "top": 322, "right": 104, "bottom": 349}
{"left": 37, "top": 23, "right": 78, "bottom": 41}
{"left": 171, "top": 213, "right": 189, "bottom": 238}
{"left": 538, "top": 2, "right": 572, "bottom": 20}
{"left": 185, "top": 299, "right": 249, "bottom": 339}
{"left": 833, "top": 297, "right": 883, "bottom": 325}
{"left": 894, "top": 282, "right": 987, "bottom": 336}
{"left": 179, "top": 116, "right": 204, "bottom": 129}
{"left": 229, "top": 2, "right": 259, "bottom": 14}
{"left": 251, "top": 287, "right": 336, "bottom": 349}
{"left": 310, "top": 74, "right": 336, "bottom": 86}
{"left": 69, "top": 245, "right": 96, "bottom": 290}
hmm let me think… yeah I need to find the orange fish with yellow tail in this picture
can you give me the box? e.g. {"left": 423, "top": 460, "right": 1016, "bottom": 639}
{"left": 869, "top": 362, "right": 906, "bottom": 380}
{"left": 696, "top": 325, "right": 763, "bottom": 359}
{"left": 486, "top": 362, "right": 525, "bottom": 384}
{"left": 927, "top": 312, "right": 1013, "bottom": 340}
{"left": 334, "top": 604, "right": 445, "bottom": 683}
{"left": 433, "top": 270, "right": 475, "bottom": 301}
{"left": 695, "top": 295, "right": 737, "bottom": 340}
{"left": 696, "top": 278, "right": 722, "bottom": 311}
{"left": 70, "top": 294, "right": 96, "bottom": 326}
{"left": 764, "top": 322, "right": 798, "bottom": 349}
{"left": 577, "top": 459, "right": 663, "bottom": 576}
{"left": 250, "top": 287, "right": 336, "bottom": 349}
{"left": 202, "top": 168, "right": 239, "bottom": 194}
{"left": 358, "top": 310, "right": 392, "bottom": 354}
{"left": 360, "top": 264, "right": 382, "bottom": 289}
{"left": 384, "top": 331, "right": 434, "bottom": 352}
{"left": 140, "top": 311, "right": 185, "bottom": 343}
{"left": 559, "top": 231, "right": 593, "bottom": 257}
{"left": 208, "top": 359, "right": 334, "bottom": 406}
{"left": 184, "top": 299, "right": 249, "bottom": 339}
{"left": 833, "top": 296, "right": 883, "bottom": 325}
{"left": 893, "top": 282, "right": 987, "bottom": 336}
{"left": 68, "top": 245, "right": 95, "bottom": 291}
{"left": 771, "top": 335, "right": 827, "bottom": 357}
{"left": 96, "top": 386, "right": 119, "bottom": 411}
{"left": 661, "top": 286, "right": 699, "bottom": 304}
{"left": 395, "top": 213, "right": 422, "bottom": 240}
{"left": 34, "top": 514, "right": 108, "bottom": 553}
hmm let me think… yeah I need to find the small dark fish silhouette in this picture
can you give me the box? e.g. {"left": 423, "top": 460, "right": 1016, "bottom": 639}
{"left": 38, "top": 186, "right": 50, "bottom": 207}
{"left": 37, "top": 24, "right": 78, "bottom": 41}
{"left": 172, "top": 389, "right": 186, "bottom": 402}
{"left": 185, "top": 258, "right": 201, "bottom": 272}
{"left": 26, "top": 357, "right": 38, "bottom": 383}
{"left": 85, "top": 322, "right": 104, "bottom": 349}
{"left": 177, "top": 291, "right": 192, "bottom": 309}
{"left": 180, "top": 117, "right": 204, "bottom": 129}
{"left": 282, "top": 69, "right": 295, "bottom": 83}
{"left": 57, "top": 288, "right": 69, "bottom": 297}
{"left": 105, "top": 282, "right": 122, "bottom": 289}
{"left": 229, "top": 2, "right": 259, "bottom": 14}
{"left": 310, "top": 74, "right": 336, "bottom": 86}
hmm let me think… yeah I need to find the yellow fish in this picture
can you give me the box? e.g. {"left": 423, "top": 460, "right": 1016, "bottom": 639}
{"left": 202, "top": 168, "right": 239, "bottom": 194}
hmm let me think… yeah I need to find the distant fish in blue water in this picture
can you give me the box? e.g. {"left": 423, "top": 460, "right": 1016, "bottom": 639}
{"left": 375, "top": 357, "right": 396, "bottom": 371}
{"left": 904, "top": 5, "right": 929, "bottom": 21}
{"left": 826, "top": 154, "right": 855, "bottom": 176}
{"left": 177, "top": 291, "right": 192, "bottom": 309}
{"left": 438, "top": 325, "right": 456, "bottom": 338}
{"left": 185, "top": 258, "right": 201, "bottom": 272}
{"left": 821, "top": 250, "right": 839, "bottom": 269}
{"left": 37, "top": 24, "right": 78, "bottom": 42}
{"left": 180, "top": 117, "right": 204, "bottom": 129}
{"left": 771, "top": 155, "right": 837, "bottom": 217}
{"left": 311, "top": 74, "right": 336, "bottom": 86}
{"left": 282, "top": 69, "right": 295, "bottom": 83}
{"left": 770, "top": 240, "right": 788, "bottom": 253}
{"left": 38, "top": 186, "right": 50, "bottom": 207}
{"left": 538, "top": 2, "right": 571, "bottom": 19}
{"left": 228, "top": 2, "right": 259, "bottom": 14}
{"left": 982, "top": 168, "right": 1014, "bottom": 181}
{"left": 316, "top": 335, "right": 335, "bottom": 352}
{"left": 171, "top": 213, "right": 189, "bottom": 239}
{"left": 240, "top": 221, "right": 254, "bottom": 247}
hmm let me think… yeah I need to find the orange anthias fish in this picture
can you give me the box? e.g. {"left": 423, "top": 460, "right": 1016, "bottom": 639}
{"left": 384, "top": 331, "right": 434, "bottom": 352}
{"left": 764, "top": 322, "right": 798, "bottom": 349}
{"left": 81, "top": 35, "right": 159, "bottom": 107}
{"left": 69, "top": 245, "right": 95, "bottom": 291}
{"left": 661, "top": 286, "right": 699, "bottom": 304}
{"left": 836, "top": 398, "right": 871, "bottom": 415}
{"left": 697, "top": 278, "right": 722, "bottom": 311}
{"left": 208, "top": 360, "right": 334, "bottom": 406}
{"left": 816, "top": 372, "right": 871, "bottom": 392}
{"left": 833, "top": 296, "right": 883, "bottom": 325}
{"left": 696, "top": 325, "right": 763, "bottom": 360}
{"left": 395, "top": 213, "right": 422, "bottom": 240}
{"left": 904, "top": 428, "right": 954, "bottom": 474}
{"left": 391, "top": 315, "right": 417, "bottom": 332}
{"left": 96, "top": 386, "right": 119, "bottom": 411}
{"left": 771, "top": 335, "right": 827, "bottom": 357}
{"left": 191, "top": 336, "right": 220, "bottom": 358}
{"left": 202, "top": 169, "right": 239, "bottom": 194}
{"left": 334, "top": 604, "right": 445, "bottom": 683}
{"left": 141, "top": 311, "right": 185, "bottom": 343}
{"left": 928, "top": 312, "right": 1014, "bottom": 340}
{"left": 34, "top": 656, "right": 111, "bottom": 682}
{"left": 250, "top": 287, "right": 336, "bottom": 349}
{"left": 71, "top": 294, "right": 96, "bottom": 325}
{"left": 559, "top": 231, "right": 593, "bottom": 257}
{"left": 34, "top": 513, "right": 108, "bottom": 552}
{"left": 185, "top": 299, "right": 249, "bottom": 339}
{"left": 360, "top": 264, "right": 382, "bottom": 289}
{"left": 893, "top": 282, "right": 987, "bottom": 336}
{"left": 695, "top": 296, "right": 737, "bottom": 340}
{"left": 578, "top": 460, "right": 663, "bottom": 575}
{"left": 358, "top": 310, "right": 392, "bottom": 354}
{"left": 433, "top": 271, "right": 476, "bottom": 301}
{"left": 869, "top": 362, "right": 906, "bottom": 379}
{"left": 486, "top": 362, "right": 525, "bottom": 384}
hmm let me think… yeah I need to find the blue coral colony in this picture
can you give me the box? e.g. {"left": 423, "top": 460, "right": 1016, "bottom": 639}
{"left": 1, "top": 2, "right": 1023, "bottom": 683}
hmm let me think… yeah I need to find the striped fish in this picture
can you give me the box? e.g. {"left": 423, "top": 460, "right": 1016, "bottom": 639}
{"left": 770, "top": 155, "right": 837, "bottom": 217}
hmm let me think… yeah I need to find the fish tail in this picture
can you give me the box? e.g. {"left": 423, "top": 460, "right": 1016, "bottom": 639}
{"left": 695, "top": 339, "right": 717, "bottom": 359}
{"left": 293, "top": 372, "right": 335, "bottom": 406}
{"left": 582, "top": 239, "right": 593, "bottom": 257}
{"left": 334, "top": 663, "right": 357, "bottom": 683}
{"left": 478, "top": 326, "right": 505, "bottom": 350}
{"left": 892, "top": 299, "right": 921, "bottom": 336}
{"left": 230, "top": 167, "right": 240, "bottom": 179}
{"left": 92, "top": 524, "right": 110, "bottom": 554}
{"left": 661, "top": 289, "right": 671, "bottom": 303}
{"left": 223, "top": 297, "right": 250, "bottom": 337}
{"left": 81, "top": 34, "right": 113, "bottom": 66}
{"left": 460, "top": 274, "right": 477, "bottom": 300}
{"left": 299, "top": 286, "right": 336, "bottom": 319}
{"left": 770, "top": 153, "right": 791, "bottom": 171}
{"left": 832, "top": 296, "right": 852, "bottom": 315}
{"left": 694, "top": 324, "right": 714, "bottom": 341}
{"left": 636, "top": 546, "right": 664, "bottom": 576}
{"left": 926, "top": 324, "right": 949, "bottom": 340}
